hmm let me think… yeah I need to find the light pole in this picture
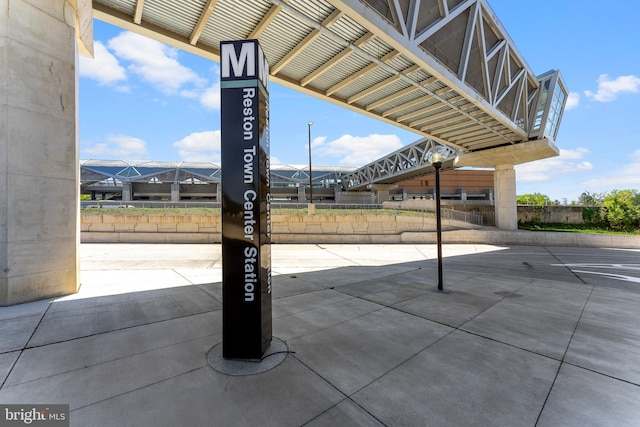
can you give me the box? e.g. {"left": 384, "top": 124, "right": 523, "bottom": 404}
{"left": 307, "top": 121, "right": 313, "bottom": 204}
{"left": 428, "top": 146, "right": 450, "bottom": 294}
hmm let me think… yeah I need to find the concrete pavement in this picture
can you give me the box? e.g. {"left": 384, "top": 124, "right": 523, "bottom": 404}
{"left": 1, "top": 243, "right": 640, "bottom": 426}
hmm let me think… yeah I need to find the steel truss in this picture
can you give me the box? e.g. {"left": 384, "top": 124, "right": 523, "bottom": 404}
{"left": 341, "top": 138, "right": 456, "bottom": 190}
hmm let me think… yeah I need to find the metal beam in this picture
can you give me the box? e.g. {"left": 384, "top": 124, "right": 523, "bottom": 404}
{"left": 395, "top": 90, "right": 457, "bottom": 121}
{"left": 413, "top": 0, "right": 474, "bottom": 45}
{"left": 300, "top": 32, "right": 374, "bottom": 87}
{"left": 348, "top": 64, "right": 419, "bottom": 104}
{"left": 366, "top": 75, "right": 437, "bottom": 111}
{"left": 326, "top": 50, "right": 400, "bottom": 96}
{"left": 190, "top": 0, "right": 218, "bottom": 45}
{"left": 133, "top": 0, "right": 144, "bottom": 24}
{"left": 248, "top": 3, "right": 284, "bottom": 39}
{"left": 271, "top": 10, "right": 342, "bottom": 74}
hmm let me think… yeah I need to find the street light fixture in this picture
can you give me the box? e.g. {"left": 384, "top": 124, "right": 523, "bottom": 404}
{"left": 428, "top": 146, "right": 450, "bottom": 294}
{"left": 308, "top": 122, "right": 313, "bottom": 204}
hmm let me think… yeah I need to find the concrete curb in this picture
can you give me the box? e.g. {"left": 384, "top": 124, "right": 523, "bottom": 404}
{"left": 80, "top": 229, "right": 640, "bottom": 248}
{"left": 402, "top": 229, "right": 640, "bottom": 249}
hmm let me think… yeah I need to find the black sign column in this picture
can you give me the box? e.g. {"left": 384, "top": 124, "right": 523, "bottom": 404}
{"left": 220, "top": 40, "right": 272, "bottom": 360}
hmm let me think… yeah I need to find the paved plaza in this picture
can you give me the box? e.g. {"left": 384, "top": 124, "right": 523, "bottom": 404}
{"left": 1, "top": 243, "right": 640, "bottom": 426}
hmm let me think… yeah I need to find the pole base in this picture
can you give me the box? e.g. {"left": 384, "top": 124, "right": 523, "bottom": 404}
{"left": 435, "top": 288, "right": 451, "bottom": 294}
{"left": 208, "top": 337, "right": 288, "bottom": 376}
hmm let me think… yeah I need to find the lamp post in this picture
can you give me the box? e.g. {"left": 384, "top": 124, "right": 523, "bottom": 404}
{"left": 428, "top": 146, "right": 449, "bottom": 294}
{"left": 307, "top": 121, "right": 313, "bottom": 204}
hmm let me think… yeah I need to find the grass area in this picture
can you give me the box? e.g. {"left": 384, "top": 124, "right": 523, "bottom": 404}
{"left": 518, "top": 222, "right": 640, "bottom": 235}
{"left": 81, "top": 207, "right": 434, "bottom": 217}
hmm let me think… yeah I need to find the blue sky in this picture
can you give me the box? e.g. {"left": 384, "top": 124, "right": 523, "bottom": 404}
{"left": 79, "top": 0, "right": 640, "bottom": 202}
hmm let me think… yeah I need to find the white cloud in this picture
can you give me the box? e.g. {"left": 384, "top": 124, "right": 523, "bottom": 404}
{"left": 565, "top": 92, "right": 580, "bottom": 110}
{"left": 581, "top": 149, "right": 640, "bottom": 189}
{"left": 108, "top": 32, "right": 204, "bottom": 94}
{"left": 93, "top": 31, "right": 222, "bottom": 110}
{"left": 312, "top": 134, "right": 403, "bottom": 165}
{"left": 584, "top": 74, "right": 640, "bottom": 102}
{"left": 199, "top": 82, "right": 221, "bottom": 110}
{"left": 79, "top": 41, "right": 127, "bottom": 85}
{"left": 82, "top": 135, "right": 148, "bottom": 158}
{"left": 516, "top": 148, "right": 592, "bottom": 183}
{"left": 173, "top": 130, "right": 221, "bottom": 162}
{"left": 557, "top": 147, "right": 589, "bottom": 160}
{"left": 270, "top": 156, "right": 283, "bottom": 165}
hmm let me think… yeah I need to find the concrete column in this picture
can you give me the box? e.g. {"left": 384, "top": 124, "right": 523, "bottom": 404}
{"left": 171, "top": 184, "right": 180, "bottom": 201}
{"left": 494, "top": 164, "right": 517, "bottom": 230}
{"left": 460, "top": 189, "right": 467, "bottom": 201}
{"left": 368, "top": 184, "right": 398, "bottom": 204}
{"left": 122, "top": 183, "right": 133, "bottom": 201}
{"left": 1, "top": 0, "right": 91, "bottom": 305}
{"left": 298, "top": 184, "right": 306, "bottom": 202}
{"left": 334, "top": 188, "right": 342, "bottom": 203}
{"left": 216, "top": 183, "right": 222, "bottom": 202}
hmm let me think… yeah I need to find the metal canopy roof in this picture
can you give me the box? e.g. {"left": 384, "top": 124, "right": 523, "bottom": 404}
{"left": 80, "top": 159, "right": 355, "bottom": 185}
{"left": 93, "top": 0, "right": 565, "bottom": 155}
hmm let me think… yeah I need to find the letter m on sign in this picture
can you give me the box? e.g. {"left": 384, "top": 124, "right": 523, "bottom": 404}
{"left": 221, "top": 41, "right": 256, "bottom": 80}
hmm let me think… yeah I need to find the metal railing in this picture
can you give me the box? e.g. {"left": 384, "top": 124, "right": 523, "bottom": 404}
{"left": 81, "top": 201, "right": 221, "bottom": 209}
{"left": 389, "top": 206, "right": 483, "bottom": 226}
{"left": 441, "top": 208, "right": 483, "bottom": 226}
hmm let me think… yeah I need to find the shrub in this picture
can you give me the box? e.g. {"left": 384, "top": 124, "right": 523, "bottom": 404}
{"left": 603, "top": 190, "right": 640, "bottom": 231}
{"left": 582, "top": 207, "right": 599, "bottom": 224}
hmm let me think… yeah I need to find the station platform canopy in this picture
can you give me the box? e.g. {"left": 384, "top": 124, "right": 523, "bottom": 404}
{"left": 80, "top": 159, "right": 355, "bottom": 188}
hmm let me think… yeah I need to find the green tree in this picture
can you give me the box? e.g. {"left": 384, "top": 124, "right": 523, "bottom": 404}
{"left": 577, "top": 191, "right": 604, "bottom": 206}
{"left": 516, "top": 192, "right": 551, "bottom": 206}
{"left": 603, "top": 189, "right": 640, "bottom": 231}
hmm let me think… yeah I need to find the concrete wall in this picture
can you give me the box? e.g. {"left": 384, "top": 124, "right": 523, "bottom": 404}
{"left": 442, "top": 205, "right": 601, "bottom": 227}
{"left": 517, "top": 205, "right": 593, "bottom": 224}
{"left": 79, "top": 213, "right": 639, "bottom": 249}
{"left": 81, "top": 213, "right": 475, "bottom": 243}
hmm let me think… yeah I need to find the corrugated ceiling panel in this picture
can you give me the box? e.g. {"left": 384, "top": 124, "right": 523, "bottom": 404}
{"left": 99, "top": 0, "right": 136, "bottom": 15}
{"left": 330, "top": 14, "right": 368, "bottom": 42}
{"left": 358, "top": 80, "right": 412, "bottom": 107}
{"left": 359, "top": 37, "right": 394, "bottom": 60}
{"left": 388, "top": 98, "right": 441, "bottom": 121}
{"left": 367, "top": 87, "right": 419, "bottom": 112}
{"left": 283, "top": 35, "right": 344, "bottom": 81}
{"left": 260, "top": 9, "right": 314, "bottom": 65}
{"left": 386, "top": 55, "right": 416, "bottom": 73}
{"left": 290, "top": 0, "right": 335, "bottom": 21}
{"left": 200, "top": 0, "right": 270, "bottom": 44}
{"left": 311, "top": 54, "right": 371, "bottom": 91}
{"left": 334, "top": 67, "right": 395, "bottom": 100}
{"left": 142, "top": 0, "right": 207, "bottom": 38}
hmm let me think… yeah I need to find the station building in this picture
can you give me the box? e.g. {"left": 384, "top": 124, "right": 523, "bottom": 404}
{"left": 81, "top": 160, "right": 494, "bottom": 204}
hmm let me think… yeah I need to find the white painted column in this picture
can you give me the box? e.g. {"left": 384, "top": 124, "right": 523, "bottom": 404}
{"left": 0, "top": 0, "right": 85, "bottom": 305}
{"left": 494, "top": 164, "right": 518, "bottom": 230}
{"left": 170, "top": 184, "right": 180, "bottom": 201}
